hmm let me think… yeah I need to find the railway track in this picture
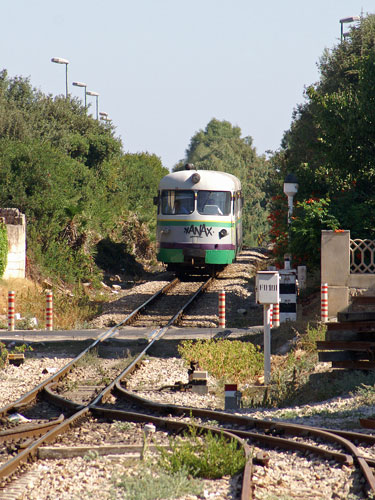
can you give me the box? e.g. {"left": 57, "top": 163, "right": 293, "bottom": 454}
{"left": 0, "top": 275, "right": 226, "bottom": 495}
{"left": 1, "top": 268, "right": 375, "bottom": 498}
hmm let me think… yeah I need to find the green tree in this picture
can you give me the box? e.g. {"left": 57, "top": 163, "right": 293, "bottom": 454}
{"left": 0, "top": 69, "right": 168, "bottom": 282}
{"left": 176, "top": 119, "right": 270, "bottom": 245}
{"left": 269, "top": 13, "right": 375, "bottom": 268}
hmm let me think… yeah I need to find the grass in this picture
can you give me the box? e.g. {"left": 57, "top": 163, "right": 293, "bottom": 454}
{"left": 110, "top": 464, "right": 204, "bottom": 500}
{"left": 0, "top": 278, "right": 105, "bottom": 330}
{"left": 178, "top": 321, "right": 375, "bottom": 409}
{"left": 157, "top": 425, "right": 246, "bottom": 479}
{"left": 178, "top": 338, "right": 264, "bottom": 386}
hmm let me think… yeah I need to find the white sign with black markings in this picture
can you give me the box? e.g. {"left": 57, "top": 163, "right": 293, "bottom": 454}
{"left": 256, "top": 271, "right": 280, "bottom": 304}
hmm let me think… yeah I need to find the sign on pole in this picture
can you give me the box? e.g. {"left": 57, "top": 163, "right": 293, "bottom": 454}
{"left": 256, "top": 271, "right": 280, "bottom": 384}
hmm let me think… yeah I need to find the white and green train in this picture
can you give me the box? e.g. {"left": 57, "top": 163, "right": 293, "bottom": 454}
{"left": 155, "top": 165, "right": 243, "bottom": 272}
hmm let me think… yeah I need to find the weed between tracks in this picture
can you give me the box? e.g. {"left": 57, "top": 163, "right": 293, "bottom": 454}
{"left": 111, "top": 465, "right": 204, "bottom": 500}
{"left": 157, "top": 424, "right": 246, "bottom": 479}
{"left": 108, "top": 426, "right": 245, "bottom": 500}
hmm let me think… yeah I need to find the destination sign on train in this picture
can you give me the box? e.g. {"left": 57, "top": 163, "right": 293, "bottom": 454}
{"left": 255, "top": 271, "right": 280, "bottom": 304}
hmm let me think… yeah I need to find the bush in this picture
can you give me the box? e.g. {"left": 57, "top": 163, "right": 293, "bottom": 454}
{"left": 290, "top": 198, "right": 339, "bottom": 269}
{"left": 178, "top": 338, "right": 264, "bottom": 384}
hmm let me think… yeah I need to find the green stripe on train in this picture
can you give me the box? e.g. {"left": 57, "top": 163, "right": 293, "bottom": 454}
{"left": 157, "top": 220, "right": 234, "bottom": 228}
{"left": 157, "top": 248, "right": 236, "bottom": 264}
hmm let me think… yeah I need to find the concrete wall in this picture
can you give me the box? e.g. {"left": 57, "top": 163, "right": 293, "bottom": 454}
{"left": 321, "top": 230, "right": 350, "bottom": 316}
{"left": 0, "top": 209, "right": 26, "bottom": 280}
{"left": 321, "top": 230, "right": 375, "bottom": 316}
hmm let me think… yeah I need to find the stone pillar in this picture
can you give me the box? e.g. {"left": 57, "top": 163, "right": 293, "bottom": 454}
{"left": 0, "top": 209, "right": 26, "bottom": 280}
{"left": 321, "top": 230, "right": 349, "bottom": 317}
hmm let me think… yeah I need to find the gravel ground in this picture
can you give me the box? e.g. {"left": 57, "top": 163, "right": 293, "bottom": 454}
{"left": 90, "top": 248, "right": 266, "bottom": 329}
{"left": 0, "top": 355, "right": 374, "bottom": 499}
{"left": 0, "top": 249, "right": 373, "bottom": 499}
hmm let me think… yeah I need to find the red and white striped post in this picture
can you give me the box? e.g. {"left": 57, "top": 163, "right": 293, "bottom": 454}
{"left": 224, "top": 383, "right": 241, "bottom": 409}
{"left": 272, "top": 303, "right": 280, "bottom": 328}
{"left": 8, "top": 291, "right": 15, "bottom": 331}
{"left": 270, "top": 304, "right": 273, "bottom": 329}
{"left": 46, "top": 290, "right": 53, "bottom": 331}
{"left": 321, "top": 283, "right": 328, "bottom": 323}
{"left": 218, "top": 290, "right": 226, "bottom": 328}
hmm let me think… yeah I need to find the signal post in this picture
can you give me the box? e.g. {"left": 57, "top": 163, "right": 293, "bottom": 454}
{"left": 256, "top": 271, "right": 280, "bottom": 384}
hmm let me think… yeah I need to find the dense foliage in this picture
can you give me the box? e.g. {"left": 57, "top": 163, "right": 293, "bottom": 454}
{"left": 268, "top": 14, "right": 375, "bottom": 268}
{"left": 174, "top": 119, "right": 270, "bottom": 246}
{"left": 0, "top": 70, "right": 168, "bottom": 283}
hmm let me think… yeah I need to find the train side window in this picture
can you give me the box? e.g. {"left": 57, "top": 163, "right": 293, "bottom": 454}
{"left": 197, "top": 191, "right": 231, "bottom": 216}
{"left": 161, "top": 190, "right": 194, "bottom": 215}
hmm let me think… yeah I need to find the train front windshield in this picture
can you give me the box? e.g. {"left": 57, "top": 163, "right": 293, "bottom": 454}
{"left": 161, "top": 190, "right": 194, "bottom": 215}
{"left": 197, "top": 191, "right": 231, "bottom": 216}
{"left": 161, "top": 189, "right": 231, "bottom": 216}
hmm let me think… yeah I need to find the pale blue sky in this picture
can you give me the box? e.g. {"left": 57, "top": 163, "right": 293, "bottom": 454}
{"left": 1, "top": 1, "right": 373, "bottom": 169}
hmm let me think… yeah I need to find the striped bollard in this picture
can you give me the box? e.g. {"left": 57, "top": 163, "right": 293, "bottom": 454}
{"left": 224, "top": 383, "right": 241, "bottom": 410}
{"left": 8, "top": 291, "right": 15, "bottom": 331}
{"left": 46, "top": 290, "right": 53, "bottom": 331}
{"left": 273, "top": 303, "right": 280, "bottom": 328}
{"left": 270, "top": 304, "right": 273, "bottom": 329}
{"left": 218, "top": 290, "right": 225, "bottom": 328}
{"left": 321, "top": 283, "right": 328, "bottom": 323}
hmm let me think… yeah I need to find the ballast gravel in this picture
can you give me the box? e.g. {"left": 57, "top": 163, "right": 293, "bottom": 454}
{"left": 0, "top": 248, "right": 372, "bottom": 499}
{"left": 0, "top": 355, "right": 374, "bottom": 499}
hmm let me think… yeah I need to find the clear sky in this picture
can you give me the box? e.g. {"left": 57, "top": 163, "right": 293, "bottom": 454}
{"left": 1, "top": 1, "right": 374, "bottom": 170}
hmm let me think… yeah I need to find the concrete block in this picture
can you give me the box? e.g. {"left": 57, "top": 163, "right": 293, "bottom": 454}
{"left": 328, "top": 286, "right": 349, "bottom": 317}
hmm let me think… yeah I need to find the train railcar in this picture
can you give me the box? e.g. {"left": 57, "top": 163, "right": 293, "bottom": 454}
{"left": 155, "top": 165, "right": 243, "bottom": 271}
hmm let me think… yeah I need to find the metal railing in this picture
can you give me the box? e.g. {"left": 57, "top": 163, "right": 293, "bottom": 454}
{"left": 350, "top": 239, "right": 375, "bottom": 273}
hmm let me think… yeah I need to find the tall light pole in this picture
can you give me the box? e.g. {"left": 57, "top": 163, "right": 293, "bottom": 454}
{"left": 100, "top": 115, "right": 111, "bottom": 125}
{"left": 72, "top": 81, "right": 87, "bottom": 109}
{"left": 283, "top": 173, "right": 298, "bottom": 224}
{"left": 86, "top": 90, "right": 99, "bottom": 120}
{"left": 51, "top": 57, "right": 69, "bottom": 98}
{"left": 283, "top": 173, "right": 298, "bottom": 268}
{"left": 339, "top": 16, "right": 360, "bottom": 41}
{"left": 99, "top": 112, "right": 111, "bottom": 125}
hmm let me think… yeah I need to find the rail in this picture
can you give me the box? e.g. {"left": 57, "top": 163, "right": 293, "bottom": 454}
{"left": 0, "top": 276, "right": 221, "bottom": 491}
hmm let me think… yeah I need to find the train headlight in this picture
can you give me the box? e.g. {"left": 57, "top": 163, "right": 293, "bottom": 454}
{"left": 191, "top": 173, "right": 200, "bottom": 184}
{"left": 161, "top": 228, "right": 170, "bottom": 235}
{"left": 219, "top": 229, "right": 228, "bottom": 239}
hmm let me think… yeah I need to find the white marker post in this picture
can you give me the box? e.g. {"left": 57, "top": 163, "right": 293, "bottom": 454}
{"left": 256, "top": 271, "right": 280, "bottom": 385}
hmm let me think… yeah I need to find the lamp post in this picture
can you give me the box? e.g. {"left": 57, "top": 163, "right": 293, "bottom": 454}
{"left": 86, "top": 91, "right": 99, "bottom": 120}
{"left": 339, "top": 16, "right": 360, "bottom": 41}
{"left": 100, "top": 116, "right": 111, "bottom": 125}
{"left": 99, "top": 112, "right": 111, "bottom": 124}
{"left": 51, "top": 57, "right": 69, "bottom": 98}
{"left": 283, "top": 173, "right": 298, "bottom": 268}
{"left": 283, "top": 173, "right": 298, "bottom": 224}
{"left": 72, "top": 81, "right": 87, "bottom": 109}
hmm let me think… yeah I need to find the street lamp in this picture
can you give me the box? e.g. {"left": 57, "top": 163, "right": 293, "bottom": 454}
{"left": 51, "top": 57, "right": 69, "bottom": 98}
{"left": 283, "top": 173, "right": 298, "bottom": 269}
{"left": 283, "top": 173, "right": 298, "bottom": 224}
{"left": 86, "top": 90, "right": 99, "bottom": 120}
{"left": 339, "top": 16, "right": 360, "bottom": 41}
{"left": 72, "top": 81, "right": 87, "bottom": 109}
{"left": 100, "top": 115, "right": 111, "bottom": 124}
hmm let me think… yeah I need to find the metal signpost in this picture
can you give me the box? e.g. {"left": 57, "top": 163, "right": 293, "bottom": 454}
{"left": 256, "top": 271, "right": 280, "bottom": 384}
